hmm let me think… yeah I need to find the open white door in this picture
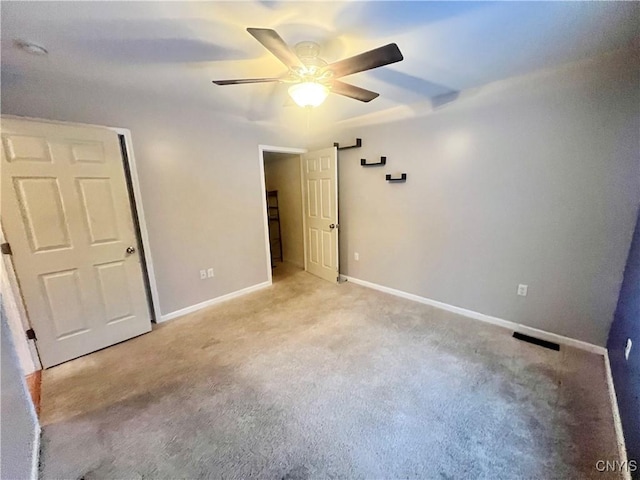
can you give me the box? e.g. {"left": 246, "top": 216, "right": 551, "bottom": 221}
{"left": 1, "top": 118, "right": 152, "bottom": 368}
{"left": 302, "top": 146, "right": 339, "bottom": 283}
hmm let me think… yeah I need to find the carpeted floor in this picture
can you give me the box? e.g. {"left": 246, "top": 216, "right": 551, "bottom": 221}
{"left": 39, "top": 263, "right": 621, "bottom": 479}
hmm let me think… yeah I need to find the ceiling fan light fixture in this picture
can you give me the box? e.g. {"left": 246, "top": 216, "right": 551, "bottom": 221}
{"left": 288, "top": 81, "right": 329, "bottom": 108}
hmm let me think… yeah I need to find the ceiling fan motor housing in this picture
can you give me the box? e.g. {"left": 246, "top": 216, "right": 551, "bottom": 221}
{"left": 295, "top": 41, "right": 320, "bottom": 59}
{"left": 293, "top": 41, "right": 330, "bottom": 80}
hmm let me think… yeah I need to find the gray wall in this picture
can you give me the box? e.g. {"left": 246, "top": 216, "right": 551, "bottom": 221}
{"left": 1, "top": 81, "right": 299, "bottom": 318}
{"left": 322, "top": 48, "right": 639, "bottom": 346}
{"left": 2, "top": 46, "right": 638, "bottom": 346}
{"left": 264, "top": 152, "right": 304, "bottom": 268}
{"left": 1, "top": 312, "right": 39, "bottom": 480}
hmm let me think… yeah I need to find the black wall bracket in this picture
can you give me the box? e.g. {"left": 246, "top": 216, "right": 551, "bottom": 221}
{"left": 361, "top": 156, "right": 386, "bottom": 167}
{"left": 386, "top": 173, "right": 407, "bottom": 182}
{"left": 333, "top": 138, "right": 362, "bottom": 150}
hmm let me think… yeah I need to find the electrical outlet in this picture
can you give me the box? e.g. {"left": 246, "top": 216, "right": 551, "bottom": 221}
{"left": 207, "top": 268, "right": 214, "bottom": 278}
{"left": 517, "top": 284, "right": 528, "bottom": 296}
{"left": 625, "top": 338, "right": 632, "bottom": 361}
{"left": 200, "top": 270, "right": 207, "bottom": 280}
{"left": 354, "top": 252, "right": 359, "bottom": 261}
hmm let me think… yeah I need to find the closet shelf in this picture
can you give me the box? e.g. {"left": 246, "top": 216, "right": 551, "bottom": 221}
{"left": 266, "top": 190, "right": 283, "bottom": 263}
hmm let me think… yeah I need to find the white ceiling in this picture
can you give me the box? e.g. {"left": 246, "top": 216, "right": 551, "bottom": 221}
{"left": 2, "top": 1, "right": 639, "bottom": 126}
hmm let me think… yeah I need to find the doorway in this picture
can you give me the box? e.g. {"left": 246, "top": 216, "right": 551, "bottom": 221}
{"left": 261, "top": 148, "right": 306, "bottom": 278}
{"left": 1, "top": 117, "right": 158, "bottom": 368}
{"left": 259, "top": 145, "right": 340, "bottom": 284}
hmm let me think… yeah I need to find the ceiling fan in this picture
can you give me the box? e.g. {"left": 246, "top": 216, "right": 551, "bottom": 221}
{"left": 212, "top": 28, "right": 404, "bottom": 107}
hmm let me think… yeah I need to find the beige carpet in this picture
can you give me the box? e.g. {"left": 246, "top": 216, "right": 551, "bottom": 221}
{"left": 39, "top": 263, "right": 621, "bottom": 479}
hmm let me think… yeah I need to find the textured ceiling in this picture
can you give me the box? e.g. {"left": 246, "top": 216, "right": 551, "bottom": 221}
{"left": 2, "top": 1, "right": 639, "bottom": 126}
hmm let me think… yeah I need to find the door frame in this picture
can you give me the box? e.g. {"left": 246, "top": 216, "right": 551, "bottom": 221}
{"left": 111, "top": 127, "right": 161, "bottom": 321}
{"left": 1, "top": 224, "right": 42, "bottom": 373}
{"left": 258, "top": 145, "right": 307, "bottom": 282}
{"left": 1, "top": 116, "right": 161, "bottom": 370}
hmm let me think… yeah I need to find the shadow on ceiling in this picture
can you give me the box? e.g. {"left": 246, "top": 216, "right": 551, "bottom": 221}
{"left": 81, "top": 38, "right": 247, "bottom": 64}
{"left": 368, "top": 68, "right": 458, "bottom": 99}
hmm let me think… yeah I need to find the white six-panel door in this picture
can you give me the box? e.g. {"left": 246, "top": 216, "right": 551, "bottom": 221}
{"left": 302, "top": 146, "right": 339, "bottom": 283}
{"left": 1, "top": 118, "right": 151, "bottom": 367}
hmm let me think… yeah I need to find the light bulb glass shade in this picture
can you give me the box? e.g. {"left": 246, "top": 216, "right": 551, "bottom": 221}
{"left": 288, "top": 82, "right": 329, "bottom": 107}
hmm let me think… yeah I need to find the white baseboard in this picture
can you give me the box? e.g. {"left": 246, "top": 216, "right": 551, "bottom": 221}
{"left": 159, "top": 281, "right": 271, "bottom": 322}
{"left": 341, "top": 275, "right": 607, "bottom": 355}
{"left": 604, "top": 352, "right": 630, "bottom": 479}
{"left": 31, "top": 422, "right": 40, "bottom": 480}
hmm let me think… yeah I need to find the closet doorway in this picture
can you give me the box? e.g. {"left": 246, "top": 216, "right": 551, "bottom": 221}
{"left": 262, "top": 149, "right": 305, "bottom": 274}
{"left": 259, "top": 144, "right": 340, "bottom": 284}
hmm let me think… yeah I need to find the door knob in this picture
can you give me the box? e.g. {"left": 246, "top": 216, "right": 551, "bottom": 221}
{"left": 329, "top": 224, "right": 337, "bottom": 230}
{"left": 126, "top": 246, "right": 136, "bottom": 255}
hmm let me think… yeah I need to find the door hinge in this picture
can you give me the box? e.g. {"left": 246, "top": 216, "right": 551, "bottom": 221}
{"left": 26, "top": 328, "right": 37, "bottom": 341}
{"left": 1, "top": 242, "right": 12, "bottom": 255}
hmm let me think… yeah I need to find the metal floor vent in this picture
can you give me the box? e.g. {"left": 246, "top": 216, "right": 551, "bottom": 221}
{"left": 512, "top": 332, "right": 560, "bottom": 351}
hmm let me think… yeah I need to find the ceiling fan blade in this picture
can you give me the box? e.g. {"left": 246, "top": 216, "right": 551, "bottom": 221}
{"left": 328, "top": 43, "right": 403, "bottom": 78}
{"left": 212, "top": 78, "right": 281, "bottom": 86}
{"left": 247, "top": 28, "right": 304, "bottom": 69}
{"left": 331, "top": 80, "right": 379, "bottom": 102}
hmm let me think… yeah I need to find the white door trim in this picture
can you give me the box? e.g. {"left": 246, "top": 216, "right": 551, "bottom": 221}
{"left": 258, "top": 145, "right": 307, "bottom": 281}
{"left": 1, "top": 115, "right": 160, "bottom": 323}
{"left": 1, "top": 225, "right": 42, "bottom": 374}
{"left": 300, "top": 154, "right": 307, "bottom": 272}
{"left": 111, "top": 128, "right": 162, "bottom": 322}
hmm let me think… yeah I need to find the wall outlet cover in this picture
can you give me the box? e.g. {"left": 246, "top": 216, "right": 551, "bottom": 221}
{"left": 354, "top": 252, "right": 359, "bottom": 261}
{"left": 517, "top": 284, "right": 528, "bottom": 296}
{"left": 207, "top": 268, "right": 214, "bottom": 278}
